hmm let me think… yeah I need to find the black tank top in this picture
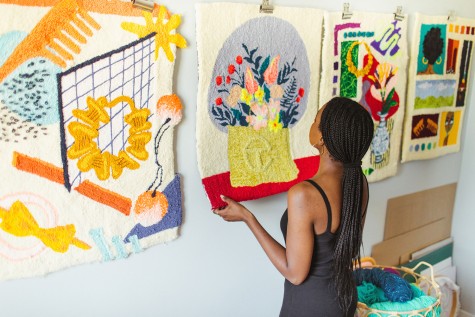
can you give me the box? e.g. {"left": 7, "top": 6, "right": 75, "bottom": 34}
{"left": 279, "top": 179, "right": 365, "bottom": 316}
{"left": 280, "top": 179, "right": 336, "bottom": 277}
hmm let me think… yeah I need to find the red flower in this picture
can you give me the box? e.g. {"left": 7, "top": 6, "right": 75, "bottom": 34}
{"left": 228, "top": 64, "right": 235, "bottom": 74}
{"left": 226, "top": 76, "right": 231, "bottom": 84}
{"left": 236, "top": 55, "right": 243, "bottom": 65}
{"left": 216, "top": 76, "right": 223, "bottom": 86}
{"left": 296, "top": 97, "right": 301, "bottom": 103}
{"left": 298, "top": 88, "right": 305, "bottom": 97}
{"left": 215, "top": 97, "right": 223, "bottom": 106}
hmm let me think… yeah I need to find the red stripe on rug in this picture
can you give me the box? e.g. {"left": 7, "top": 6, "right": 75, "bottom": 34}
{"left": 202, "top": 156, "right": 320, "bottom": 209}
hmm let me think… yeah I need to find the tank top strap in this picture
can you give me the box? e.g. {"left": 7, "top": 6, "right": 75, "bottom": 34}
{"left": 305, "top": 179, "right": 332, "bottom": 233}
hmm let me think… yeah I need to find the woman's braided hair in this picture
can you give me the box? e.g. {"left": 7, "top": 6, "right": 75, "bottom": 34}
{"left": 319, "top": 96, "right": 374, "bottom": 314}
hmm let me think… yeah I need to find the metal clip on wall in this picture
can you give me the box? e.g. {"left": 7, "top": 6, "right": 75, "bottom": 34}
{"left": 342, "top": 3, "right": 353, "bottom": 20}
{"left": 260, "top": 0, "right": 273, "bottom": 14}
{"left": 394, "top": 6, "right": 404, "bottom": 21}
{"left": 131, "top": 0, "right": 154, "bottom": 12}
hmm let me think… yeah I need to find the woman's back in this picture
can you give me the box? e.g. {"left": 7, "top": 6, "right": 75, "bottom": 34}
{"left": 279, "top": 177, "right": 368, "bottom": 317}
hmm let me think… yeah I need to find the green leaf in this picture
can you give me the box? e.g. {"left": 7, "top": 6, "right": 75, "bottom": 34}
{"left": 231, "top": 108, "right": 242, "bottom": 122}
{"left": 363, "top": 168, "right": 374, "bottom": 176}
{"left": 386, "top": 87, "right": 396, "bottom": 102}
{"left": 264, "top": 85, "right": 271, "bottom": 103}
{"left": 260, "top": 56, "right": 270, "bottom": 75}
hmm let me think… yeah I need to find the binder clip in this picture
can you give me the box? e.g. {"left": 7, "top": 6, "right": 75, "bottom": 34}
{"left": 342, "top": 3, "right": 353, "bottom": 20}
{"left": 394, "top": 6, "right": 404, "bottom": 21}
{"left": 448, "top": 10, "right": 456, "bottom": 22}
{"left": 260, "top": 0, "right": 273, "bottom": 14}
{"left": 131, "top": 0, "right": 154, "bottom": 12}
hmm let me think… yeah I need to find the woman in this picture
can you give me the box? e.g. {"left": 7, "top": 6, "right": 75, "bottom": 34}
{"left": 213, "top": 97, "right": 374, "bottom": 316}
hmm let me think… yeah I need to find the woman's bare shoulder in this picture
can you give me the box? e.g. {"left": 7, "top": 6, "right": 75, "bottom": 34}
{"left": 287, "top": 181, "right": 325, "bottom": 217}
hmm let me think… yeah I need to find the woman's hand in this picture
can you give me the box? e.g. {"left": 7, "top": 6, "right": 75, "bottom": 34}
{"left": 212, "top": 195, "right": 254, "bottom": 223}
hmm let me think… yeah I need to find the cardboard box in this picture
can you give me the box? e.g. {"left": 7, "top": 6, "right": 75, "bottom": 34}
{"left": 371, "top": 183, "right": 456, "bottom": 266}
{"left": 384, "top": 183, "right": 456, "bottom": 240}
{"left": 372, "top": 218, "right": 451, "bottom": 266}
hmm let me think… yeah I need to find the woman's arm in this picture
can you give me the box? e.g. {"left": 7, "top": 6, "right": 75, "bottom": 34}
{"left": 215, "top": 183, "right": 318, "bottom": 285}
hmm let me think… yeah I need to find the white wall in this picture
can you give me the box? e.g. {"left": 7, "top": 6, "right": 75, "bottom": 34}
{"left": 453, "top": 60, "right": 475, "bottom": 314}
{"left": 0, "top": 0, "right": 473, "bottom": 316}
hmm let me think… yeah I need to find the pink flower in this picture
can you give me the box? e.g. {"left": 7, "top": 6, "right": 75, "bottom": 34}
{"left": 267, "top": 98, "right": 281, "bottom": 120}
{"left": 216, "top": 76, "right": 223, "bottom": 86}
{"left": 226, "top": 85, "right": 241, "bottom": 107}
{"left": 263, "top": 55, "right": 280, "bottom": 85}
{"left": 270, "top": 85, "right": 284, "bottom": 99}
{"left": 246, "top": 102, "right": 268, "bottom": 130}
{"left": 245, "top": 66, "right": 258, "bottom": 94}
{"left": 369, "top": 63, "right": 397, "bottom": 102}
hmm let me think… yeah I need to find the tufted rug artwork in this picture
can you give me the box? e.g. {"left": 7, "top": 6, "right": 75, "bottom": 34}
{"left": 196, "top": 2, "right": 323, "bottom": 209}
{"left": 401, "top": 14, "right": 475, "bottom": 162}
{"left": 0, "top": 0, "right": 186, "bottom": 280}
{"left": 320, "top": 11, "right": 409, "bottom": 182}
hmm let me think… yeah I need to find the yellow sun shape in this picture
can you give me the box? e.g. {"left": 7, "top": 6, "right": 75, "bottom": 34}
{"left": 121, "top": 5, "right": 187, "bottom": 62}
{"left": 67, "top": 96, "right": 152, "bottom": 181}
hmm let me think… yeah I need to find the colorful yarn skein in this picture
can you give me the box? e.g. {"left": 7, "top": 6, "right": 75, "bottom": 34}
{"left": 353, "top": 268, "right": 414, "bottom": 302}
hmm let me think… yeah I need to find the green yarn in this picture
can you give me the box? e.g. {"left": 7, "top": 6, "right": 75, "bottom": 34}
{"left": 357, "top": 281, "right": 388, "bottom": 306}
{"left": 358, "top": 283, "right": 440, "bottom": 317}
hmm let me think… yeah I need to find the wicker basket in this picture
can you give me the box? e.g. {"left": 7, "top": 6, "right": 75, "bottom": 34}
{"left": 355, "top": 261, "right": 441, "bottom": 317}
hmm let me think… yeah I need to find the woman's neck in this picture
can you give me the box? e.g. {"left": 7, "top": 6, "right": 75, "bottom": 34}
{"left": 314, "top": 154, "right": 343, "bottom": 179}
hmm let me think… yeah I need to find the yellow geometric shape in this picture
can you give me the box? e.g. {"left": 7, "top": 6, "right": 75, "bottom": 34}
{"left": 67, "top": 95, "right": 152, "bottom": 181}
{"left": 72, "top": 96, "right": 110, "bottom": 129}
{"left": 110, "top": 150, "right": 140, "bottom": 179}
{"left": 127, "top": 132, "right": 152, "bottom": 160}
{"left": 346, "top": 41, "right": 374, "bottom": 78}
{"left": 77, "top": 148, "right": 111, "bottom": 181}
{"left": 67, "top": 121, "right": 99, "bottom": 159}
{"left": 0, "top": 201, "right": 91, "bottom": 253}
{"left": 228, "top": 126, "right": 298, "bottom": 187}
{"left": 121, "top": 5, "right": 187, "bottom": 62}
{"left": 125, "top": 107, "right": 152, "bottom": 134}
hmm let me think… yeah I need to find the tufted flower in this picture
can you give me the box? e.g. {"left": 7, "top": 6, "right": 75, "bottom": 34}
{"left": 268, "top": 113, "right": 283, "bottom": 132}
{"left": 270, "top": 85, "right": 284, "bottom": 99}
{"left": 263, "top": 55, "right": 280, "bottom": 85}
{"left": 267, "top": 98, "right": 281, "bottom": 121}
{"left": 121, "top": 6, "right": 187, "bottom": 62}
{"left": 368, "top": 62, "right": 398, "bottom": 102}
{"left": 133, "top": 191, "right": 169, "bottom": 227}
{"left": 244, "top": 66, "right": 259, "bottom": 94}
{"left": 241, "top": 88, "right": 253, "bottom": 105}
{"left": 254, "top": 86, "right": 265, "bottom": 104}
{"left": 156, "top": 94, "right": 183, "bottom": 127}
{"left": 227, "top": 85, "right": 241, "bottom": 107}
{"left": 246, "top": 102, "right": 268, "bottom": 130}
